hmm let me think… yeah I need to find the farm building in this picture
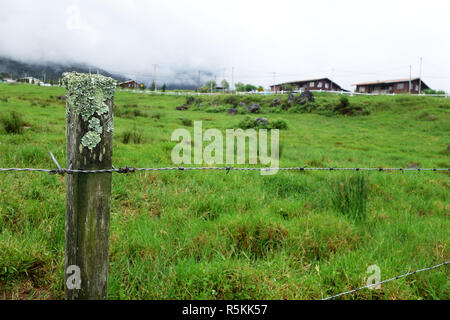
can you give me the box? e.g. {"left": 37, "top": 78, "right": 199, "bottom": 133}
{"left": 118, "top": 80, "right": 140, "bottom": 89}
{"left": 354, "top": 78, "right": 430, "bottom": 94}
{"left": 270, "top": 78, "right": 347, "bottom": 92}
{"left": 17, "top": 77, "right": 41, "bottom": 85}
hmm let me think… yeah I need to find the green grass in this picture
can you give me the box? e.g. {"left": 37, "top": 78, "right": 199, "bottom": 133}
{"left": 0, "top": 83, "right": 449, "bottom": 300}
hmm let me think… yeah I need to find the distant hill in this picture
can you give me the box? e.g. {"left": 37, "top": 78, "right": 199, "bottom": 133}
{"left": 0, "top": 56, "right": 126, "bottom": 83}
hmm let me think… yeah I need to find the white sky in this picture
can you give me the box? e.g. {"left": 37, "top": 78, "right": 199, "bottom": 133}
{"left": 1, "top": 0, "right": 450, "bottom": 90}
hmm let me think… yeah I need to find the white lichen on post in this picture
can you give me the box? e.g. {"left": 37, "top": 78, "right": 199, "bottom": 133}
{"left": 62, "top": 72, "right": 116, "bottom": 150}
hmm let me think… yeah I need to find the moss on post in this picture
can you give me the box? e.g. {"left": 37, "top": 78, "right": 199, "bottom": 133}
{"left": 63, "top": 72, "right": 116, "bottom": 300}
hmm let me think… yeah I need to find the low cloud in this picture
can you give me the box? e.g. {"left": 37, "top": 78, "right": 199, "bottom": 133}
{"left": 0, "top": 0, "right": 449, "bottom": 90}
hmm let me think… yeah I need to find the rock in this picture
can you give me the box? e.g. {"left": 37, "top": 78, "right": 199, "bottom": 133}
{"left": 227, "top": 108, "right": 238, "bottom": 115}
{"left": 288, "top": 93, "right": 295, "bottom": 104}
{"left": 428, "top": 114, "right": 436, "bottom": 121}
{"left": 238, "top": 102, "right": 246, "bottom": 107}
{"left": 270, "top": 98, "right": 281, "bottom": 107}
{"left": 295, "top": 91, "right": 315, "bottom": 105}
{"left": 247, "top": 103, "right": 260, "bottom": 113}
{"left": 56, "top": 95, "right": 66, "bottom": 100}
{"left": 254, "top": 117, "right": 268, "bottom": 126}
{"left": 176, "top": 104, "right": 189, "bottom": 110}
{"left": 407, "top": 163, "right": 420, "bottom": 169}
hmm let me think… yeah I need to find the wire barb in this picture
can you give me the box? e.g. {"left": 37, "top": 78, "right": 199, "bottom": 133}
{"left": 49, "top": 152, "right": 65, "bottom": 175}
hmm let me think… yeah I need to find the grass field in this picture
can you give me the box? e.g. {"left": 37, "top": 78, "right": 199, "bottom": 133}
{"left": 0, "top": 83, "right": 449, "bottom": 300}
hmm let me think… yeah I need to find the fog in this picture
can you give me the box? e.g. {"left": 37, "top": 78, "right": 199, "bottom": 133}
{"left": 1, "top": 0, "right": 450, "bottom": 90}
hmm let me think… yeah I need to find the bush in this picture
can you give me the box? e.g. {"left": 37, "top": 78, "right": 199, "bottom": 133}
{"left": 423, "top": 89, "right": 446, "bottom": 95}
{"left": 269, "top": 119, "right": 288, "bottom": 130}
{"left": 334, "top": 96, "right": 370, "bottom": 116}
{"left": 237, "top": 116, "right": 255, "bottom": 129}
{"left": 1, "top": 111, "right": 24, "bottom": 134}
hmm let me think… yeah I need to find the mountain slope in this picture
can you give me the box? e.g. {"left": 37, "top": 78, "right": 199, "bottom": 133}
{"left": 0, "top": 57, "right": 126, "bottom": 82}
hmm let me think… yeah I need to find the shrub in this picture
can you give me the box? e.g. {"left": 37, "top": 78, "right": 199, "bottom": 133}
{"left": 237, "top": 116, "right": 256, "bottom": 129}
{"left": 423, "top": 89, "right": 446, "bottom": 95}
{"left": 269, "top": 119, "right": 288, "bottom": 130}
{"left": 0, "top": 96, "right": 8, "bottom": 103}
{"left": 1, "top": 111, "right": 24, "bottom": 134}
{"left": 334, "top": 97, "right": 370, "bottom": 116}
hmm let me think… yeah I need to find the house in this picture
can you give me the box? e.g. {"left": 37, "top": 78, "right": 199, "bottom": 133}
{"left": 354, "top": 78, "right": 430, "bottom": 94}
{"left": 270, "top": 78, "right": 347, "bottom": 92}
{"left": 118, "top": 80, "right": 139, "bottom": 89}
{"left": 17, "top": 77, "right": 41, "bottom": 85}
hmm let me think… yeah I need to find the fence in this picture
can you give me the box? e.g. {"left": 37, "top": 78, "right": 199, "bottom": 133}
{"left": 1, "top": 72, "right": 448, "bottom": 300}
{"left": 118, "top": 88, "right": 450, "bottom": 98}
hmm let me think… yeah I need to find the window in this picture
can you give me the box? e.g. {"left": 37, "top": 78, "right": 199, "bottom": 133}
{"left": 317, "top": 82, "right": 322, "bottom": 88}
{"left": 415, "top": 85, "right": 419, "bottom": 91}
{"left": 359, "top": 87, "right": 365, "bottom": 92}
{"left": 397, "top": 83, "right": 404, "bottom": 89}
{"left": 325, "top": 83, "right": 329, "bottom": 89}
{"left": 309, "top": 82, "right": 315, "bottom": 87}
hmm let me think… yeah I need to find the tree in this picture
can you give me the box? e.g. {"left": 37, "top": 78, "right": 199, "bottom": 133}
{"left": 257, "top": 86, "right": 264, "bottom": 92}
{"left": 281, "top": 83, "right": 295, "bottom": 92}
{"left": 221, "top": 79, "right": 230, "bottom": 90}
{"left": 205, "top": 80, "right": 217, "bottom": 92}
{"left": 245, "top": 84, "right": 257, "bottom": 92}
{"left": 162, "top": 83, "right": 167, "bottom": 92}
{"left": 235, "top": 82, "right": 246, "bottom": 92}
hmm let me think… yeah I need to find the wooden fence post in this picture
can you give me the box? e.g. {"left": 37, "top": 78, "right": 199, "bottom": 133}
{"left": 62, "top": 72, "right": 116, "bottom": 299}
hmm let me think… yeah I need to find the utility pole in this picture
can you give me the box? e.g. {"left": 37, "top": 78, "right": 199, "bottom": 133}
{"left": 331, "top": 68, "right": 334, "bottom": 90}
{"left": 273, "top": 72, "right": 276, "bottom": 92}
{"left": 419, "top": 57, "right": 423, "bottom": 94}
{"left": 198, "top": 71, "right": 201, "bottom": 91}
{"left": 231, "top": 67, "right": 234, "bottom": 93}
{"left": 152, "top": 64, "right": 158, "bottom": 92}
{"left": 409, "top": 65, "right": 412, "bottom": 94}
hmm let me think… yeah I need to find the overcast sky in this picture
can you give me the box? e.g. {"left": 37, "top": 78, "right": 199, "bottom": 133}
{"left": 1, "top": 0, "right": 450, "bottom": 90}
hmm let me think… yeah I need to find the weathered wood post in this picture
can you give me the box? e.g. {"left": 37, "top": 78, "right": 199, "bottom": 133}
{"left": 62, "top": 72, "right": 116, "bottom": 299}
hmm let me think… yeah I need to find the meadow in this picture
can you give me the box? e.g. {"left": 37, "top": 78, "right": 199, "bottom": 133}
{"left": 0, "top": 83, "right": 449, "bottom": 299}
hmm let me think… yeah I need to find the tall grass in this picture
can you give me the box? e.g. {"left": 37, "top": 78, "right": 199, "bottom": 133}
{"left": 330, "top": 174, "right": 368, "bottom": 221}
{"left": 1, "top": 111, "right": 24, "bottom": 134}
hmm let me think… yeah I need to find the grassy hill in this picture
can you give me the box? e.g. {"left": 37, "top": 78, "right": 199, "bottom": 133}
{"left": 0, "top": 83, "right": 448, "bottom": 299}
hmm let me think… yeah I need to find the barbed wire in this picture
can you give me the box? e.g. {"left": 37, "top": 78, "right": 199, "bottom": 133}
{"left": 323, "top": 260, "right": 450, "bottom": 300}
{"left": 0, "top": 166, "right": 449, "bottom": 175}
